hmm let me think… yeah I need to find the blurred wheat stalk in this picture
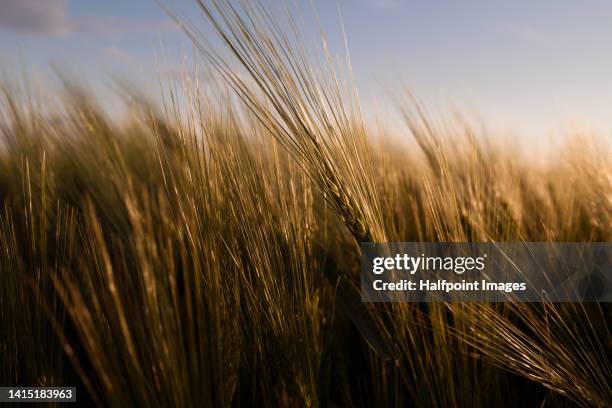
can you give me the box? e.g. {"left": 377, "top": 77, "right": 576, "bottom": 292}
{"left": 1, "top": 0, "right": 610, "bottom": 407}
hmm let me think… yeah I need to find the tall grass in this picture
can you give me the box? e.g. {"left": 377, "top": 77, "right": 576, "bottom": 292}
{"left": 1, "top": 0, "right": 610, "bottom": 406}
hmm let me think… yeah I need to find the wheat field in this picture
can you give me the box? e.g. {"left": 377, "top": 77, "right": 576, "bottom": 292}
{"left": 1, "top": 1, "right": 611, "bottom": 407}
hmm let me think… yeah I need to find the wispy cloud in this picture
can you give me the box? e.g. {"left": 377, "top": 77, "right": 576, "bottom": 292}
{"left": 104, "top": 46, "right": 137, "bottom": 64}
{"left": 502, "top": 25, "right": 550, "bottom": 46}
{"left": 0, "top": 0, "right": 179, "bottom": 38}
{"left": 358, "top": 0, "right": 401, "bottom": 11}
{"left": 76, "top": 16, "right": 179, "bottom": 38}
{"left": 0, "top": 0, "right": 74, "bottom": 35}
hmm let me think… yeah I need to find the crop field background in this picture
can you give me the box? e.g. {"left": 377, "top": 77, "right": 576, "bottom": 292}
{"left": 0, "top": 1, "right": 610, "bottom": 406}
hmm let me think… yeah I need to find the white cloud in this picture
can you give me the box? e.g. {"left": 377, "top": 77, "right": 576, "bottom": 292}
{"left": 0, "top": 0, "right": 74, "bottom": 35}
{"left": 0, "top": 0, "right": 179, "bottom": 38}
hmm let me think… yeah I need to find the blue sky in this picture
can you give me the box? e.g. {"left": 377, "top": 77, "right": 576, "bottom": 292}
{"left": 1, "top": 0, "right": 612, "bottom": 138}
